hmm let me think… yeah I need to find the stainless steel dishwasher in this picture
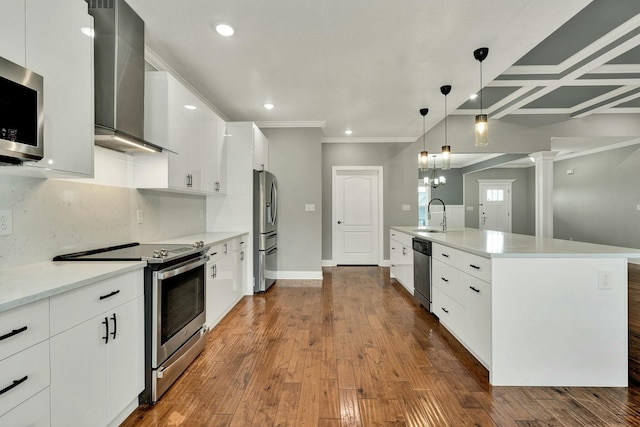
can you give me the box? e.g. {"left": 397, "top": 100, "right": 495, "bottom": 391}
{"left": 413, "top": 238, "right": 432, "bottom": 312}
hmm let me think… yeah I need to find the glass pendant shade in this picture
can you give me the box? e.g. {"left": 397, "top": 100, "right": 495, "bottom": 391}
{"left": 419, "top": 151, "right": 429, "bottom": 171}
{"left": 441, "top": 145, "right": 451, "bottom": 170}
{"left": 475, "top": 114, "right": 488, "bottom": 147}
{"left": 418, "top": 108, "right": 429, "bottom": 171}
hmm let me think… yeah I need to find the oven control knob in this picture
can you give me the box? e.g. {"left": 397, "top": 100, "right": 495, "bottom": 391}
{"left": 198, "top": 241, "right": 204, "bottom": 248}
{"left": 193, "top": 242, "right": 199, "bottom": 248}
{"left": 160, "top": 249, "right": 169, "bottom": 257}
{"left": 153, "top": 250, "right": 161, "bottom": 258}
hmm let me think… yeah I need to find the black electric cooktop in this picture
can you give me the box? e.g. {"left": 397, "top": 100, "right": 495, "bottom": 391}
{"left": 53, "top": 242, "right": 205, "bottom": 264}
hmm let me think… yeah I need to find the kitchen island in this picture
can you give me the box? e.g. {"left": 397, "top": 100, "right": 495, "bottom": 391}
{"left": 392, "top": 226, "right": 640, "bottom": 387}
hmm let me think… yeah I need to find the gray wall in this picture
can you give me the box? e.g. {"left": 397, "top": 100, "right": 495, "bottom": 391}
{"left": 553, "top": 144, "right": 640, "bottom": 249}
{"left": 0, "top": 176, "right": 206, "bottom": 268}
{"left": 322, "top": 142, "right": 416, "bottom": 261}
{"left": 464, "top": 167, "right": 534, "bottom": 235}
{"left": 262, "top": 128, "right": 323, "bottom": 273}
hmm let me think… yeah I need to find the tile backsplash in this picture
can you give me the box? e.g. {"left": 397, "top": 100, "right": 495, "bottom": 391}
{"left": 0, "top": 175, "right": 206, "bottom": 268}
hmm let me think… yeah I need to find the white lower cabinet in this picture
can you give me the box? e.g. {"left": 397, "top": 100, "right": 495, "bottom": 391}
{"left": 432, "top": 242, "right": 491, "bottom": 368}
{"left": 0, "top": 387, "right": 50, "bottom": 427}
{"left": 206, "top": 237, "right": 246, "bottom": 329}
{"left": 389, "top": 230, "right": 414, "bottom": 294}
{"left": 49, "top": 271, "right": 144, "bottom": 427}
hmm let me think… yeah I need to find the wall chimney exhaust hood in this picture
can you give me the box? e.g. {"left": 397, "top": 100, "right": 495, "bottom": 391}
{"left": 88, "top": 0, "right": 164, "bottom": 154}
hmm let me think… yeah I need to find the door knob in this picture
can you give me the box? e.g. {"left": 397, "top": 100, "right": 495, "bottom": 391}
{"left": 337, "top": 220, "right": 342, "bottom": 224}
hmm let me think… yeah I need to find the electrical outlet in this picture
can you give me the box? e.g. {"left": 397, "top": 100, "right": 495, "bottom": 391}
{"left": 0, "top": 210, "right": 12, "bottom": 236}
{"left": 466, "top": 206, "right": 474, "bottom": 211}
{"left": 305, "top": 204, "right": 315, "bottom": 212}
{"left": 598, "top": 270, "right": 613, "bottom": 290}
{"left": 136, "top": 210, "right": 144, "bottom": 224}
{"left": 199, "top": 210, "right": 204, "bottom": 219}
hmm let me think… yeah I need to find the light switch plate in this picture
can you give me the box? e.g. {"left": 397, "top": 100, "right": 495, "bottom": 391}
{"left": 136, "top": 210, "right": 144, "bottom": 224}
{"left": 401, "top": 204, "right": 411, "bottom": 211}
{"left": 0, "top": 210, "right": 13, "bottom": 236}
{"left": 305, "top": 204, "right": 315, "bottom": 212}
{"left": 466, "top": 206, "right": 474, "bottom": 211}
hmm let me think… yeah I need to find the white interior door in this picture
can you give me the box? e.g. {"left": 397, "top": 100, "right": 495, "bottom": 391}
{"left": 333, "top": 168, "right": 382, "bottom": 265}
{"left": 478, "top": 180, "right": 513, "bottom": 232}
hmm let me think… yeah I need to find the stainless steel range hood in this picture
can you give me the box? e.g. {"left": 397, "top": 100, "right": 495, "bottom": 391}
{"left": 88, "top": 0, "right": 163, "bottom": 153}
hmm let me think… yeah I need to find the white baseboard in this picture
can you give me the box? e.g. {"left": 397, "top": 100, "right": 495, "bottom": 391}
{"left": 277, "top": 271, "right": 324, "bottom": 280}
{"left": 630, "top": 258, "right": 640, "bottom": 265}
{"left": 322, "top": 259, "right": 336, "bottom": 267}
{"left": 380, "top": 259, "right": 390, "bottom": 267}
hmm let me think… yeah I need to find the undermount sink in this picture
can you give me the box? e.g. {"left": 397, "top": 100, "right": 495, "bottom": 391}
{"left": 414, "top": 228, "right": 444, "bottom": 233}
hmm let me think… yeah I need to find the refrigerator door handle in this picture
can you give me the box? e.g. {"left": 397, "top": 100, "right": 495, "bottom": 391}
{"left": 270, "top": 181, "right": 277, "bottom": 225}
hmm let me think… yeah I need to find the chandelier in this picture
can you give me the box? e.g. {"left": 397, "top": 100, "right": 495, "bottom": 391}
{"left": 424, "top": 155, "right": 445, "bottom": 189}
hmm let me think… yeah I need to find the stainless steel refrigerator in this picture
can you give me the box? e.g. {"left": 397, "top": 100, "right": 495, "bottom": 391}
{"left": 253, "top": 170, "right": 278, "bottom": 292}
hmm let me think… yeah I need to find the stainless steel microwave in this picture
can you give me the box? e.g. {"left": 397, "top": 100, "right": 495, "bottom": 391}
{"left": 0, "top": 55, "right": 44, "bottom": 163}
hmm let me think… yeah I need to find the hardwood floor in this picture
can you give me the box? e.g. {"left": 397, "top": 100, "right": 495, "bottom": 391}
{"left": 630, "top": 263, "right": 640, "bottom": 386}
{"left": 121, "top": 266, "right": 640, "bottom": 427}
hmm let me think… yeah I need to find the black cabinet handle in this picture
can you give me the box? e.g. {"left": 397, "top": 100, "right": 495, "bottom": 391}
{"left": 470, "top": 286, "right": 480, "bottom": 293}
{"left": 470, "top": 264, "right": 480, "bottom": 270}
{"left": 441, "top": 307, "right": 449, "bottom": 314}
{"left": 442, "top": 253, "right": 449, "bottom": 258}
{"left": 441, "top": 277, "right": 449, "bottom": 282}
{"left": 99, "top": 290, "right": 120, "bottom": 301}
{"left": 0, "top": 376, "right": 28, "bottom": 396}
{"left": 110, "top": 313, "right": 117, "bottom": 340}
{"left": 0, "top": 326, "right": 28, "bottom": 341}
{"left": 102, "top": 317, "right": 109, "bottom": 344}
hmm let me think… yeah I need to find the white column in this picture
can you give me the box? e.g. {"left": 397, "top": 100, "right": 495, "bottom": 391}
{"left": 531, "top": 151, "right": 557, "bottom": 238}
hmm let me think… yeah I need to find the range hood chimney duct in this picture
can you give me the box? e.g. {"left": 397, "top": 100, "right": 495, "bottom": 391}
{"left": 87, "top": 0, "right": 163, "bottom": 153}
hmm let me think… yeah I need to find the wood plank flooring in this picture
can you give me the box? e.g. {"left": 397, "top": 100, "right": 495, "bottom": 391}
{"left": 121, "top": 266, "right": 640, "bottom": 427}
{"left": 630, "top": 263, "right": 640, "bottom": 386}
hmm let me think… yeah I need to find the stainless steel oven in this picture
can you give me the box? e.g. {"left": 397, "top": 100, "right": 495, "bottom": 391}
{"left": 151, "top": 253, "right": 208, "bottom": 402}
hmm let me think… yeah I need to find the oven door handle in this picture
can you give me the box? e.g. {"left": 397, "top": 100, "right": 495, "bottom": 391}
{"left": 157, "top": 255, "right": 210, "bottom": 280}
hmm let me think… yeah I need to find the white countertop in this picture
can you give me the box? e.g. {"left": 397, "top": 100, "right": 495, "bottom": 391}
{"left": 0, "top": 261, "right": 145, "bottom": 313}
{"left": 391, "top": 226, "right": 640, "bottom": 259}
{"left": 0, "top": 231, "right": 249, "bottom": 314}
{"left": 153, "top": 231, "right": 247, "bottom": 248}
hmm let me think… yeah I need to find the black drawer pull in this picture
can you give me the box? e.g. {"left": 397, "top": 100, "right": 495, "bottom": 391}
{"left": 441, "top": 277, "right": 449, "bottom": 282}
{"left": 0, "top": 376, "right": 28, "bottom": 396}
{"left": 469, "top": 264, "right": 480, "bottom": 270}
{"left": 441, "top": 307, "right": 449, "bottom": 314}
{"left": 470, "top": 286, "right": 480, "bottom": 293}
{"left": 442, "top": 253, "right": 449, "bottom": 258}
{"left": 0, "top": 326, "right": 28, "bottom": 341}
{"left": 99, "top": 290, "right": 120, "bottom": 300}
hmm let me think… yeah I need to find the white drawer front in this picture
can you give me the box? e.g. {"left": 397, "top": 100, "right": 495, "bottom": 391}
{"left": 432, "top": 243, "right": 464, "bottom": 270}
{"left": 208, "top": 242, "right": 226, "bottom": 262}
{"left": 390, "top": 230, "right": 412, "bottom": 248}
{"left": 432, "top": 288, "right": 464, "bottom": 336}
{"left": 232, "top": 236, "right": 248, "bottom": 251}
{"left": 50, "top": 270, "right": 143, "bottom": 336}
{"left": 0, "top": 387, "right": 50, "bottom": 427}
{"left": 0, "top": 299, "right": 49, "bottom": 362}
{"left": 463, "top": 252, "right": 491, "bottom": 283}
{"left": 0, "top": 340, "right": 50, "bottom": 418}
{"left": 432, "top": 260, "right": 465, "bottom": 305}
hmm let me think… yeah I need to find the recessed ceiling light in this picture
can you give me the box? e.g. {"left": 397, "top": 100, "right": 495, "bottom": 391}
{"left": 215, "top": 23, "right": 235, "bottom": 37}
{"left": 264, "top": 103, "right": 275, "bottom": 110}
{"left": 184, "top": 104, "right": 197, "bottom": 110}
{"left": 80, "top": 27, "right": 95, "bottom": 38}
{"left": 469, "top": 93, "right": 478, "bottom": 100}
{"left": 344, "top": 130, "right": 353, "bottom": 135}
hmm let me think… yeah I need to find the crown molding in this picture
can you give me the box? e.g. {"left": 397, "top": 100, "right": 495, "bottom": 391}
{"left": 254, "top": 121, "right": 327, "bottom": 128}
{"left": 322, "top": 136, "right": 417, "bottom": 144}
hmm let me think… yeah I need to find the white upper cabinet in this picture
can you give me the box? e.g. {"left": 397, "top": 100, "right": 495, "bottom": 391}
{"left": 22, "top": 0, "right": 94, "bottom": 176}
{"left": 253, "top": 125, "right": 269, "bottom": 171}
{"left": 0, "top": 0, "right": 26, "bottom": 66}
{"left": 136, "top": 71, "right": 224, "bottom": 195}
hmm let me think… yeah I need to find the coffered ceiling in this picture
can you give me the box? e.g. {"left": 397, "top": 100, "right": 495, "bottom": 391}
{"left": 126, "top": 0, "right": 594, "bottom": 145}
{"left": 456, "top": 0, "right": 640, "bottom": 120}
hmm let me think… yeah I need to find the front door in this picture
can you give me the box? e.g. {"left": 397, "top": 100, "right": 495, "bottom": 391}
{"left": 333, "top": 168, "right": 381, "bottom": 265}
{"left": 478, "top": 180, "right": 513, "bottom": 232}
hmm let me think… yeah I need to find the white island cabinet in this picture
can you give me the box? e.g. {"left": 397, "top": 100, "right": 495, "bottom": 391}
{"left": 49, "top": 270, "right": 144, "bottom": 427}
{"left": 391, "top": 226, "right": 640, "bottom": 387}
{"left": 389, "top": 230, "right": 413, "bottom": 294}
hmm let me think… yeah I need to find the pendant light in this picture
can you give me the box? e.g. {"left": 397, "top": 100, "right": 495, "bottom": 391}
{"left": 474, "top": 47, "right": 489, "bottom": 147}
{"left": 424, "top": 155, "right": 446, "bottom": 189}
{"left": 440, "top": 85, "right": 452, "bottom": 170}
{"left": 418, "top": 108, "right": 429, "bottom": 171}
